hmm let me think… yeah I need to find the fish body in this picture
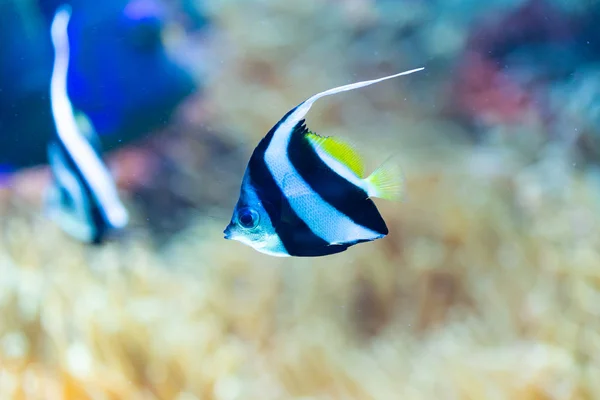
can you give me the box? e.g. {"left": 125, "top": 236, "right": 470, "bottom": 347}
{"left": 224, "top": 67, "right": 424, "bottom": 257}
{"left": 45, "top": 5, "right": 128, "bottom": 244}
{"left": 0, "top": 0, "right": 199, "bottom": 170}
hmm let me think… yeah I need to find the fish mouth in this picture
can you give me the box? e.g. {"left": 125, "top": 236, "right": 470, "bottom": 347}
{"left": 223, "top": 225, "right": 233, "bottom": 240}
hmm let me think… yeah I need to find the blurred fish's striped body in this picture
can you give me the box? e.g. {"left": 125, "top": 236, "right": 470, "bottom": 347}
{"left": 45, "top": 5, "right": 128, "bottom": 244}
{"left": 224, "top": 67, "right": 424, "bottom": 257}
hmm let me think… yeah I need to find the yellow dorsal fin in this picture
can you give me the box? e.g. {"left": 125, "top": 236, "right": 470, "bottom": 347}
{"left": 74, "top": 111, "right": 102, "bottom": 154}
{"left": 74, "top": 112, "right": 93, "bottom": 134}
{"left": 305, "top": 132, "right": 365, "bottom": 178}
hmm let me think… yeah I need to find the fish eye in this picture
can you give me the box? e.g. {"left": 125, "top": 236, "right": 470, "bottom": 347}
{"left": 237, "top": 207, "right": 259, "bottom": 230}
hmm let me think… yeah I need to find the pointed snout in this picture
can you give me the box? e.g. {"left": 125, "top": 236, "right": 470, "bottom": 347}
{"left": 223, "top": 224, "right": 233, "bottom": 240}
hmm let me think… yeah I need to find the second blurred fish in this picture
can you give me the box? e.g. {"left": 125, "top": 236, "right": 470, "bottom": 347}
{"left": 45, "top": 5, "right": 128, "bottom": 244}
{"left": 0, "top": 0, "right": 201, "bottom": 170}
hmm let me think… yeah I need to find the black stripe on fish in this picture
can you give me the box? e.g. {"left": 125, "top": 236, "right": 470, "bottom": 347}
{"left": 50, "top": 138, "right": 109, "bottom": 244}
{"left": 247, "top": 107, "right": 350, "bottom": 256}
{"left": 287, "top": 119, "right": 388, "bottom": 238}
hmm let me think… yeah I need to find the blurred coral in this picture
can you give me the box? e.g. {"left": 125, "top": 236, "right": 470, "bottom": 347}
{"left": 2, "top": 145, "right": 599, "bottom": 398}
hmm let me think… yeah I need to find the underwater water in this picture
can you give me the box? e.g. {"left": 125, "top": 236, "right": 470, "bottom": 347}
{"left": 1, "top": 0, "right": 600, "bottom": 398}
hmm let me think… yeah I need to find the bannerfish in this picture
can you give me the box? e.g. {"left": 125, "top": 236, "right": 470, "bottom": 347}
{"left": 45, "top": 4, "right": 129, "bottom": 244}
{"left": 0, "top": 0, "right": 199, "bottom": 170}
{"left": 224, "top": 67, "right": 424, "bottom": 257}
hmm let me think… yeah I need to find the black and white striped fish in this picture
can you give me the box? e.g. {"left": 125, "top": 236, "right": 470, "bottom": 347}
{"left": 44, "top": 4, "right": 128, "bottom": 244}
{"left": 224, "top": 68, "right": 424, "bottom": 257}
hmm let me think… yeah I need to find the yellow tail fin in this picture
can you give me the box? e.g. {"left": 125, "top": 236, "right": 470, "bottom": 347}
{"left": 364, "top": 155, "right": 405, "bottom": 201}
